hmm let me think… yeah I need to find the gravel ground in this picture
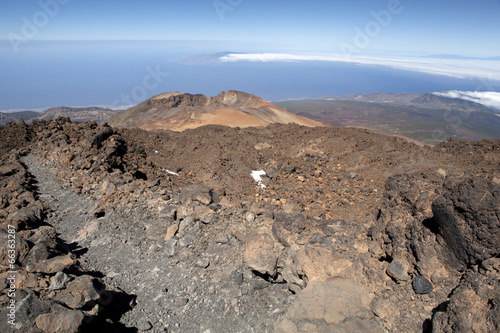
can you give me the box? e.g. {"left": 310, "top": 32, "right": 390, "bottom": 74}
{"left": 24, "top": 154, "right": 294, "bottom": 333}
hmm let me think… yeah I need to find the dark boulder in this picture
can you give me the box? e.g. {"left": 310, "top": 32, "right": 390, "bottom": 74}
{"left": 432, "top": 177, "right": 500, "bottom": 269}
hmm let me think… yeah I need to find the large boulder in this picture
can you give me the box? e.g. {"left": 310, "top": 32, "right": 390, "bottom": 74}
{"left": 272, "top": 213, "right": 307, "bottom": 247}
{"left": 274, "top": 278, "right": 382, "bottom": 333}
{"left": 295, "top": 246, "right": 352, "bottom": 282}
{"left": 0, "top": 289, "right": 51, "bottom": 333}
{"left": 35, "top": 309, "right": 85, "bottom": 333}
{"left": 0, "top": 228, "right": 30, "bottom": 265}
{"left": 244, "top": 233, "right": 282, "bottom": 277}
{"left": 54, "top": 275, "right": 104, "bottom": 309}
{"left": 432, "top": 177, "right": 500, "bottom": 269}
{"left": 179, "top": 185, "right": 216, "bottom": 206}
{"left": 431, "top": 261, "right": 500, "bottom": 333}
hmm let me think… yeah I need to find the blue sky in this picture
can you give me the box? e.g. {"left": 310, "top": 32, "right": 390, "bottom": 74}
{"left": 1, "top": 0, "right": 500, "bottom": 110}
{"left": 1, "top": 0, "right": 499, "bottom": 56}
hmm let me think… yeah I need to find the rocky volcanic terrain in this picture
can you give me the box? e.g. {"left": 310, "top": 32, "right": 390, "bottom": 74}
{"left": 0, "top": 118, "right": 499, "bottom": 332}
{"left": 0, "top": 108, "right": 117, "bottom": 127}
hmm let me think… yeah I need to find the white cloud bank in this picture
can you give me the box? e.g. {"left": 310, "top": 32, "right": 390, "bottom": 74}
{"left": 219, "top": 53, "right": 500, "bottom": 81}
{"left": 433, "top": 91, "right": 500, "bottom": 110}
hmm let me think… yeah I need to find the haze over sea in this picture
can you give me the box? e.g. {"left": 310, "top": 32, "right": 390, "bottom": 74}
{"left": 1, "top": 40, "right": 499, "bottom": 112}
{"left": 2, "top": 0, "right": 500, "bottom": 111}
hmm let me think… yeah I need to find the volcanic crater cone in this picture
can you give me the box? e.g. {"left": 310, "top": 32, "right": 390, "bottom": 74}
{"left": 107, "top": 90, "right": 325, "bottom": 131}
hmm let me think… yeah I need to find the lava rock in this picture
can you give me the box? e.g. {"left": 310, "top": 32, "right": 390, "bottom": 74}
{"left": 274, "top": 278, "right": 383, "bottom": 333}
{"left": 175, "top": 297, "right": 189, "bottom": 307}
{"left": 195, "top": 258, "right": 210, "bottom": 269}
{"left": 179, "top": 235, "right": 195, "bottom": 247}
{"left": 26, "top": 254, "right": 75, "bottom": 274}
{"left": 0, "top": 228, "right": 30, "bottom": 264}
{"left": 49, "top": 272, "right": 73, "bottom": 291}
{"left": 272, "top": 213, "right": 307, "bottom": 247}
{"left": 28, "top": 225, "right": 58, "bottom": 249}
{"left": 159, "top": 205, "right": 177, "bottom": 221}
{"left": 432, "top": 177, "right": 500, "bottom": 269}
{"left": 386, "top": 257, "right": 411, "bottom": 283}
{"left": 179, "top": 185, "right": 214, "bottom": 206}
{"left": 266, "top": 169, "right": 276, "bottom": 179}
{"left": 165, "top": 238, "right": 177, "bottom": 257}
{"left": 245, "top": 211, "right": 256, "bottom": 223}
{"left": 54, "top": 275, "right": 103, "bottom": 309}
{"left": 35, "top": 309, "right": 85, "bottom": 333}
{"left": 137, "top": 318, "right": 153, "bottom": 331}
{"left": 412, "top": 275, "right": 433, "bottom": 294}
{"left": 244, "top": 233, "right": 282, "bottom": 276}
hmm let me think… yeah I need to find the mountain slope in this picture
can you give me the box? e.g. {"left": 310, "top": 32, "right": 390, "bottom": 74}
{"left": 37, "top": 106, "right": 117, "bottom": 123}
{"left": 322, "top": 92, "right": 498, "bottom": 113}
{"left": 0, "top": 112, "right": 22, "bottom": 126}
{"left": 108, "top": 90, "right": 325, "bottom": 131}
{"left": 276, "top": 98, "right": 500, "bottom": 145}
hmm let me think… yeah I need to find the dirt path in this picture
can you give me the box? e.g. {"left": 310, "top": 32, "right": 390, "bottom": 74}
{"left": 23, "top": 154, "right": 291, "bottom": 333}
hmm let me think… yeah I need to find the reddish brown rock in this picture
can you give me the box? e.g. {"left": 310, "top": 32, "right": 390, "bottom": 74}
{"left": 35, "top": 309, "right": 85, "bottom": 333}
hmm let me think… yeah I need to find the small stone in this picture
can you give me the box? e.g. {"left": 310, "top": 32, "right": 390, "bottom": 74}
{"left": 49, "top": 272, "right": 73, "bottom": 290}
{"left": 266, "top": 169, "right": 276, "bottom": 178}
{"left": 370, "top": 298, "right": 393, "bottom": 318}
{"left": 195, "top": 258, "right": 210, "bottom": 269}
{"left": 179, "top": 235, "right": 195, "bottom": 247}
{"left": 412, "top": 275, "right": 433, "bottom": 294}
{"left": 165, "top": 224, "right": 179, "bottom": 241}
{"left": 159, "top": 205, "right": 177, "bottom": 221}
{"left": 194, "top": 206, "right": 216, "bottom": 224}
{"left": 179, "top": 185, "right": 213, "bottom": 205}
{"left": 137, "top": 317, "right": 153, "bottom": 331}
{"left": 437, "top": 168, "right": 447, "bottom": 177}
{"left": 233, "top": 272, "right": 244, "bottom": 286}
{"left": 73, "top": 220, "right": 99, "bottom": 242}
{"left": 165, "top": 238, "right": 177, "bottom": 257}
{"left": 179, "top": 216, "right": 194, "bottom": 234}
{"left": 175, "top": 297, "right": 189, "bottom": 307}
{"left": 245, "top": 211, "right": 256, "bottom": 223}
{"left": 386, "top": 258, "right": 410, "bottom": 283}
{"left": 26, "top": 254, "right": 75, "bottom": 274}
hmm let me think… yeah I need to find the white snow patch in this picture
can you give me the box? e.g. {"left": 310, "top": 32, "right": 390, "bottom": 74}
{"left": 251, "top": 170, "right": 267, "bottom": 189}
{"left": 163, "top": 169, "right": 179, "bottom": 176}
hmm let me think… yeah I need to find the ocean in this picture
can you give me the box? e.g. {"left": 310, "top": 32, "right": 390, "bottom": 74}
{"left": 0, "top": 40, "right": 497, "bottom": 111}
